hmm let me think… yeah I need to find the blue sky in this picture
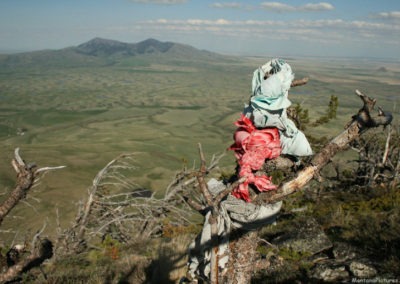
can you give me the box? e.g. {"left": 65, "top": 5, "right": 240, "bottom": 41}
{"left": 1, "top": 0, "right": 399, "bottom": 58}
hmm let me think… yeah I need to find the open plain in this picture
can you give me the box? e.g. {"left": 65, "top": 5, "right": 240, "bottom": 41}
{"left": 0, "top": 39, "right": 399, "bottom": 240}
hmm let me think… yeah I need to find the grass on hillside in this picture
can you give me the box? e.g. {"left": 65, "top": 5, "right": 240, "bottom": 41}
{"left": 0, "top": 56, "right": 399, "bottom": 245}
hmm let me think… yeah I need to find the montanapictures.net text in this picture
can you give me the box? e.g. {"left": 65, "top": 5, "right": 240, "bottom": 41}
{"left": 352, "top": 278, "right": 399, "bottom": 283}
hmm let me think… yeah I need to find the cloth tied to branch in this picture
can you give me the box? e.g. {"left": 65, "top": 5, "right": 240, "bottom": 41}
{"left": 188, "top": 179, "right": 282, "bottom": 281}
{"left": 229, "top": 114, "right": 281, "bottom": 201}
{"left": 243, "top": 58, "right": 313, "bottom": 157}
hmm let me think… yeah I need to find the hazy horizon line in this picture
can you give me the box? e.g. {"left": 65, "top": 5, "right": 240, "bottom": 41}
{"left": 1, "top": 37, "right": 399, "bottom": 62}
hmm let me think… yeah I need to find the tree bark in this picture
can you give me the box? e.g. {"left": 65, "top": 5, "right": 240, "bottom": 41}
{"left": 222, "top": 230, "right": 259, "bottom": 284}
{"left": 0, "top": 159, "right": 34, "bottom": 225}
{"left": 0, "top": 148, "right": 65, "bottom": 226}
{"left": 0, "top": 149, "right": 64, "bottom": 282}
{"left": 0, "top": 238, "right": 53, "bottom": 283}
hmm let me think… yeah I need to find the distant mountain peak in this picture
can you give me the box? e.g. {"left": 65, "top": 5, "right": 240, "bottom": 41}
{"left": 78, "top": 37, "right": 126, "bottom": 47}
{"left": 75, "top": 37, "right": 176, "bottom": 56}
{"left": 0, "top": 37, "right": 227, "bottom": 68}
{"left": 76, "top": 38, "right": 130, "bottom": 56}
{"left": 135, "top": 38, "right": 173, "bottom": 54}
{"left": 86, "top": 37, "right": 117, "bottom": 43}
{"left": 140, "top": 38, "right": 162, "bottom": 44}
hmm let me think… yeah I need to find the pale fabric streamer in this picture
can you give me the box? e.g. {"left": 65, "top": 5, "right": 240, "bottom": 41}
{"left": 243, "top": 58, "right": 313, "bottom": 157}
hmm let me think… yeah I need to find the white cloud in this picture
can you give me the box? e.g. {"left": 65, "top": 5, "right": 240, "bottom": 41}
{"left": 211, "top": 2, "right": 243, "bottom": 9}
{"left": 376, "top": 11, "right": 400, "bottom": 20}
{"left": 302, "top": 2, "right": 334, "bottom": 11}
{"left": 260, "top": 2, "right": 294, "bottom": 12}
{"left": 149, "top": 18, "right": 233, "bottom": 26}
{"left": 136, "top": 17, "right": 400, "bottom": 46}
{"left": 129, "top": 0, "right": 186, "bottom": 4}
{"left": 103, "top": 16, "right": 399, "bottom": 58}
{"left": 260, "top": 1, "right": 334, "bottom": 12}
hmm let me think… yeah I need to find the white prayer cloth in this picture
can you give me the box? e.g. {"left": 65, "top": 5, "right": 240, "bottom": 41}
{"left": 244, "top": 58, "right": 313, "bottom": 157}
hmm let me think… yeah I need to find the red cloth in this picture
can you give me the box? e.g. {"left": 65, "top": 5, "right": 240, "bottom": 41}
{"left": 229, "top": 115, "right": 281, "bottom": 202}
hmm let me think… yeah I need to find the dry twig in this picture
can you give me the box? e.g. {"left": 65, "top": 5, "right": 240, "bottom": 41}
{"left": 0, "top": 148, "right": 65, "bottom": 225}
{"left": 0, "top": 149, "right": 63, "bottom": 282}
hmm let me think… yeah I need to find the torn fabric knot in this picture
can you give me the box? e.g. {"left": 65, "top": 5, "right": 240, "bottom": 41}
{"left": 243, "top": 58, "right": 313, "bottom": 157}
{"left": 229, "top": 114, "right": 281, "bottom": 202}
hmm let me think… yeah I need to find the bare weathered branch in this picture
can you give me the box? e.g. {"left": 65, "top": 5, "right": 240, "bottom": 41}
{"left": 0, "top": 149, "right": 65, "bottom": 226}
{"left": 195, "top": 143, "right": 220, "bottom": 284}
{"left": 291, "top": 77, "right": 309, "bottom": 87}
{"left": 1, "top": 159, "right": 34, "bottom": 223}
{"left": 382, "top": 125, "right": 391, "bottom": 165}
{"left": 257, "top": 90, "right": 393, "bottom": 203}
{"left": 36, "top": 166, "right": 66, "bottom": 174}
{"left": 14, "top": 148, "right": 25, "bottom": 167}
{"left": 55, "top": 151, "right": 200, "bottom": 256}
{"left": 214, "top": 177, "right": 246, "bottom": 205}
{"left": 75, "top": 154, "right": 132, "bottom": 245}
{"left": 182, "top": 194, "right": 205, "bottom": 212}
{"left": 0, "top": 238, "right": 53, "bottom": 283}
{"left": 197, "top": 143, "right": 214, "bottom": 208}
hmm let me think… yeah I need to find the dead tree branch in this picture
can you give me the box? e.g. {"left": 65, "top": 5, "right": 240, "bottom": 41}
{"left": 75, "top": 154, "right": 130, "bottom": 246}
{"left": 0, "top": 148, "right": 65, "bottom": 225}
{"left": 58, "top": 152, "right": 208, "bottom": 255}
{"left": 0, "top": 238, "right": 53, "bottom": 283}
{"left": 0, "top": 149, "right": 63, "bottom": 282}
{"left": 291, "top": 77, "right": 309, "bottom": 87}
{"left": 196, "top": 143, "right": 219, "bottom": 284}
{"left": 256, "top": 89, "right": 393, "bottom": 203}
{"left": 382, "top": 125, "right": 391, "bottom": 165}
